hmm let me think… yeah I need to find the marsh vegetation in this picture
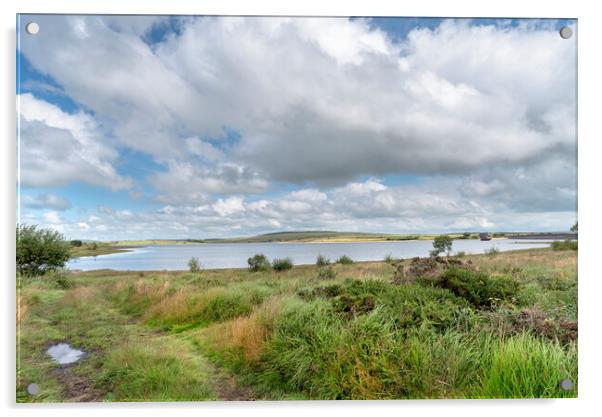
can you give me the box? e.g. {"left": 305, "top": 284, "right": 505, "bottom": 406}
{"left": 17, "top": 247, "right": 577, "bottom": 401}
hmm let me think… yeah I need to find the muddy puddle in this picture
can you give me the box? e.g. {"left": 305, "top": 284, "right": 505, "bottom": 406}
{"left": 47, "top": 343, "right": 86, "bottom": 365}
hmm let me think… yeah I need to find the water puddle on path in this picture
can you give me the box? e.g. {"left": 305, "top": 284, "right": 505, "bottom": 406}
{"left": 47, "top": 343, "right": 86, "bottom": 365}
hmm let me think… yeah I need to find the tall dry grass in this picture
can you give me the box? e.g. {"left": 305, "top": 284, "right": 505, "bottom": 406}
{"left": 62, "top": 286, "right": 98, "bottom": 308}
{"left": 143, "top": 288, "right": 194, "bottom": 325}
{"left": 17, "top": 294, "right": 27, "bottom": 324}
{"left": 204, "top": 295, "right": 288, "bottom": 361}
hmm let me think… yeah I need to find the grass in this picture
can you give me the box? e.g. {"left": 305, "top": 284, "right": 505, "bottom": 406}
{"left": 477, "top": 333, "right": 577, "bottom": 398}
{"left": 17, "top": 248, "right": 577, "bottom": 401}
{"left": 101, "top": 337, "right": 215, "bottom": 401}
{"left": 17, "top": 275, "right": 217, "bottom": 402}
{"left": 70, "top": 243, "right": 135, "bottom": 258}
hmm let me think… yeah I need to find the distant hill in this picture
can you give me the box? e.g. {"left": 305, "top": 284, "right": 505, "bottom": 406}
{"left": 111, "top": 231, "right": 434, "bottom": 245}
{"left": 114, "top": 231, "right": 557, "bottom": 246}
{"left": 199, "top": 231, "right": 421, "bottom": 243}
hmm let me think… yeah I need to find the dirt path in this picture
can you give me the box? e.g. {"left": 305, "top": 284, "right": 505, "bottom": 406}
{"left": 51, "top": 367, "right": 104, "bottom": 402}
{"left": 51, "top": 345, "right": 256, "bottom": 402}
{"left": 212, "top": 368, "right": 256, "bottom": 401}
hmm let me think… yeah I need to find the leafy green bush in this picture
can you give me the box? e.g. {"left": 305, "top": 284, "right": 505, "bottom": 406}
{"left": 336, "top": 255, "right": 353, "bottom": 265}
{"left": 272, "top": 257, "right": 293, "bottom": 271}
{"left": 383, "top": 253, "right": 395, "bottom": 263}
{"left": 550, "top": 240, "right": 578, "bottom": 251}
{"left": 423, "top": 267, "right": 521, "bottom": 308}
{"left": 16, "top": 224, "right": 71, "bottom": 276}
{"left": 248, "top": 254, "right": 271, "bottom": 272}
{"left": 455, "top": 251, "right": 466, "bottom": 258}
{"left": 70, "top": 239, "right": 83, "bottom": 247}
{"left": 316, "top": 254, "right": 330, "bottom": 266}
{"left": 187, "top": 257, "right": 202, "bottom": 273}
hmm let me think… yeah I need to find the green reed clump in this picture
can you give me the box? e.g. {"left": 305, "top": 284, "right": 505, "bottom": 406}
{"left": 272, "top": 258, "right": 293, "bottom": 271}
{"left": 336, "top": 255, "right": 354, "bottom": 265}
{"left": 476, "top": 333, "right": 577, "bottom": 398}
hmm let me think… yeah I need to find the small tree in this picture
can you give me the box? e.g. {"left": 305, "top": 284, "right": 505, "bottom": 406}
{"left": 70, "top": 239, "right": 83, "bottom": 247}
{"left": 188, "top": 257, "right": 202, "bottom": 273}
{"left": 571, "top": 222, "right": 578, "bottom": 232}
{"left": 248, "top": 253, "right": 271, "bottom": 272}
{"left": 431, "top": 235, "right": 453, "bottom": 257}
{"left": 16, "top": 224, "right": 71, "bottom": 276}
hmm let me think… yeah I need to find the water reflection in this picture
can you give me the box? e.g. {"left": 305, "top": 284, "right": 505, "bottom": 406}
{"left": 47, "top": 343, "right": 85, "bottom": 365}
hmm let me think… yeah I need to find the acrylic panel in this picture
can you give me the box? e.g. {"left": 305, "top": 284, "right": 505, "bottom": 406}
{"left": 16, "top": 15, "right": 577, "bottom": 402}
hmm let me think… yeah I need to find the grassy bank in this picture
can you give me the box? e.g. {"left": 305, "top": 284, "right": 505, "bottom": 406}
{"left": 70, "top": 244, "right": 135, "bottom": 258}
{"left": 17, "top": 248, "right": 577, "bottom": 401}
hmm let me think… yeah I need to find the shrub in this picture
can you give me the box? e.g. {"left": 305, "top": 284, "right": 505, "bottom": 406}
{"left": 248, "top": 254, "right": 271, "bottom": 272}
{"left": 383, "top": 253, "right": 395, "bottom": 263}
{"left": 551, "top": 240, "right": 578, "bottom": 251}
{"left": 394, "top": 256, "right": 473, "bottom": 285}
{"left": 70, "top": 239, "right": 83, "bottom": 247}
{"left": 336, "top": 255, "right": 354, "bottom": 265}
{"left": 455, "top": 251, "right": 466, "bottom": 258}
{"left": 16, "top": 224, "right": 71, "bottom": 276}
{"left": 509, "top": 307, "right": 578, "bottom": 344}
{"left": 317, "top": 266, "right": 337, "bottom": 280}
{"left": 187, "top": 257, "right": 202, "bottom": 273}
{"left": 423, "top": 267, "right": 521, "bottom": 308}
{"left": 272, "top": 257, "right": 293, "bottom": 271}
{"left": 316, "top": 254, "right": 330, "bottom": 266}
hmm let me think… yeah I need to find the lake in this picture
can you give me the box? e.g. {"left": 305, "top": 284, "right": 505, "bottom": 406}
{"left": 67, "top": 239, "right": 553, "bottom": 271}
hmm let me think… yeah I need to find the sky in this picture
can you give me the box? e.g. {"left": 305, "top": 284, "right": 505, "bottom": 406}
{"left": 16, "top": 15, "right": 577, "bottom": 240}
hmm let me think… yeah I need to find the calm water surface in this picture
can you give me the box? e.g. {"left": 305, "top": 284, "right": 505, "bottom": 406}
{"left": 67, "top": 239, "right": 552, "bottom": 271}
{"left": 47, "top": 343, "right": 86, "bottom": 365}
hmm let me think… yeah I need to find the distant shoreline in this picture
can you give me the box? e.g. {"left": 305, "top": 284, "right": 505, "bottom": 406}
{"left": 69, "top": 236, "right": 557, "bottom": 260}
